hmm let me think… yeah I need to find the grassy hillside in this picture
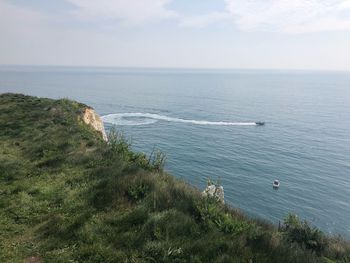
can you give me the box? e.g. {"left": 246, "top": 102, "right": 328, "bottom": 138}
{"left": 0, "top": 93, "right": 349, "bottom": 263}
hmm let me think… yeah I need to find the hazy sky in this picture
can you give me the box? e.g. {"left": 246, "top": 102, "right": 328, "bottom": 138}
{"left": 1, "top": 0, "right": 350, "bottom": 70}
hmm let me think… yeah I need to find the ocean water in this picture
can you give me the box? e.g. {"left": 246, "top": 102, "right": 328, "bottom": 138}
{"left": 1, "top": 66, "right": 350, "bottom": 236}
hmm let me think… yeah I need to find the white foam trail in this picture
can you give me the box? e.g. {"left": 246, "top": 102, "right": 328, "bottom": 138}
{"left": 101, "top": 113, "right": 257, "bottom": 126}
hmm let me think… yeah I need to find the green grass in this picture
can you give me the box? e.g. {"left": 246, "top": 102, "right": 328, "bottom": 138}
{"left": 0, "top": 93, "right": 349, "bottom": 263}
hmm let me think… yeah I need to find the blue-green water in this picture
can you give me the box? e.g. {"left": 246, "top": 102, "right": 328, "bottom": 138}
{"left": 1, "top": 66, "right": 350, "bottom": 236}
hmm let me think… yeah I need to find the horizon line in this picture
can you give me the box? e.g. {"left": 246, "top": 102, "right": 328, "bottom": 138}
{"left": 0, "top": 64, "right": 350, "bottom": 74}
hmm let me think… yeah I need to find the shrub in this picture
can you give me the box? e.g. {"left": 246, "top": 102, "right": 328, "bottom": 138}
{"left": 0, "top": 159, "right": 25, "bottom": 182}
{"left": 106, "top": 127, "right": 167, "bottom": 172}
{"left": 106, "top": 127, "right": 131, "bottom": 159}
{"left": 127, "top": 183, "right": 150, "bottom": 202}
{"left": 282, "top": 214, "right": 328, "bottom": 254}
{"left": 148, "top": 149, "right": 167, "bottom": 172}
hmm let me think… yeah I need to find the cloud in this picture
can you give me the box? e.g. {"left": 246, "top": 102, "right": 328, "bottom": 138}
{"left": 1, "top": 0, "right": 350, "bottom": 43}
{"left": 224, "top": 0, "right": 350, "bottom": 33}
{"left": 179, "top": 12, "right": 230, "bottom": 28}
{"left": 66, "top": 0, "right": 178, "bottom": 25}
{"left": 65, "top": 0, "right": 350, "bottom": 32}
{"left": 0, "top": 1, "right": 49, "bottom": 36}
{"left": 65, "top": 0, "right": 230, "bottom": 29}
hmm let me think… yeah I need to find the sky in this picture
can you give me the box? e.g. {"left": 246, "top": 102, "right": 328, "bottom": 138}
{"left": 1, "top": 0, "right": 350, "bottom": 70}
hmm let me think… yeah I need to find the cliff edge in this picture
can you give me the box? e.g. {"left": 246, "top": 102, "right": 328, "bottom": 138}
{"left": 0, "top": 93, "right": 348, "bottom": 263}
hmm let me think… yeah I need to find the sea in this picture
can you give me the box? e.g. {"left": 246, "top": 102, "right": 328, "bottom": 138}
{"left": 1, "top": 66, "right": 349, "bottom": 237}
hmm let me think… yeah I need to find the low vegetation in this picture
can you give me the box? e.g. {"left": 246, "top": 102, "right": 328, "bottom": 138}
{"left": 0, "top": 93, "right": 349, "bottom": 262}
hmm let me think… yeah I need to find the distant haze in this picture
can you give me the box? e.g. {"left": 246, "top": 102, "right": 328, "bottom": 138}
{"left": 1, "top": 0, "right": 350, "bottom": 71}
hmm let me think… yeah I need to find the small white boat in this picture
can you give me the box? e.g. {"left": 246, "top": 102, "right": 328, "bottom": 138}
{"left": 273, "top": 180, "right": 280, "bottom": 188}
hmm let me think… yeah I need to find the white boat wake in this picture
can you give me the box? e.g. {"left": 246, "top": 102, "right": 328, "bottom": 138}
{"left": 101, "top": 113, "right": 258, "bottom": 126}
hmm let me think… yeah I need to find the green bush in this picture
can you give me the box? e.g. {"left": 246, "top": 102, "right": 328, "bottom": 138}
{"left": 127, "top": 183, "right": 150, "bottom": 201}
{"left": 0, "top": 159, "right": 25, "bottom": 182}
{"left": 106, "top": 127, "right": 166, "bottom": 172}
{"left": 282, "top": 214, "right": 328, "bottom": 254}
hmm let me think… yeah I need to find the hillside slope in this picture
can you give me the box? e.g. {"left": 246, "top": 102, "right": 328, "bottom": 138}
{"left": 0, "top": 93, "right": 349, "bottom": 263}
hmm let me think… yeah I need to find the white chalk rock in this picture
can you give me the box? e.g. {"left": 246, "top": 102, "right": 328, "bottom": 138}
{"left": 202, "top": 184, "right": 225, "bottom": 204}
{"left": 82, "top": 108, "right": 108, "bottom": 142}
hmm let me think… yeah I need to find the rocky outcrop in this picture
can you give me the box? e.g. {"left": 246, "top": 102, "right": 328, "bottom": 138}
{"left": 82, "top": 108, "right": 108, "bottom": 142}
{"left": 202, "top": 184, "right": 225, "bottom": 204}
